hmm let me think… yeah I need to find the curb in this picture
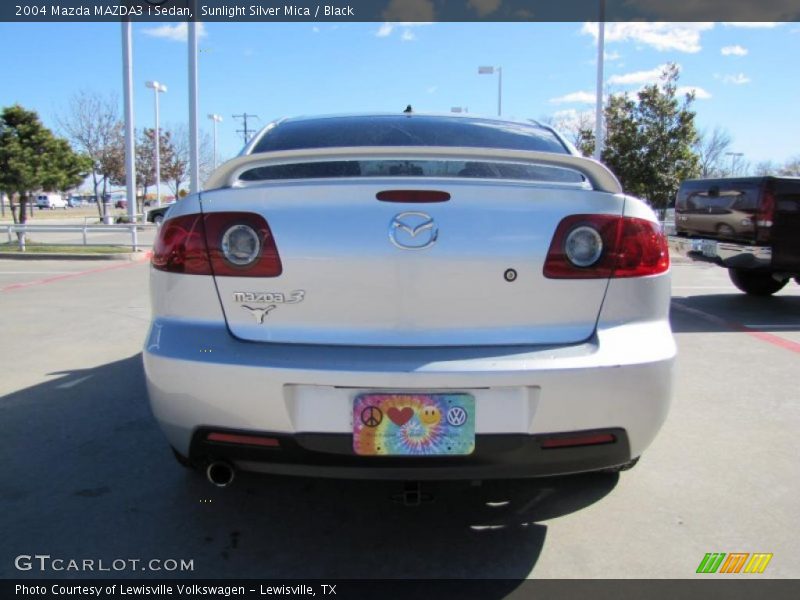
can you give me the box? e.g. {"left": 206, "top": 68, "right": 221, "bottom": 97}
{"left": 0, "top": 252, "right": 147, "bottom": 261}
{"left": 669, "top": 254, "right": 694, "bottom": 265}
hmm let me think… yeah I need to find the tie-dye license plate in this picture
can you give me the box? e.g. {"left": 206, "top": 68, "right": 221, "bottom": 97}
{"left": 353, "top": 393, "right": 475, "bottom": 456}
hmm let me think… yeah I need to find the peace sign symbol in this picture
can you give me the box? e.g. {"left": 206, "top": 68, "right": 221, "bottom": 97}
{"left": 360, "top": 405, "right": 383, "bottom": 428}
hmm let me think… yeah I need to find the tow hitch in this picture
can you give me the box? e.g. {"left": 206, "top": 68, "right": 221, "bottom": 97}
{"left": 392, "top": 481, "right": 433, "bottom": 506}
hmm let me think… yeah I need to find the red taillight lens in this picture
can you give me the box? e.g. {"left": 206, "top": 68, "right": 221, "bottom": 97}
{"left": 543, "top": 215, "right": 620, "bottom": 279}
{"left": 757, "top": 188, "right": 775, "bottom": 227}
{"left": 540, "top": 433, "right": 616, "bottom": 449}
{"left": 152, "top": 212, "right": 282, "bottom": 277}
{"left": 612, "top": 217, "right": 670, "bottom": 278}
{"left": 544, "top": 214, "right": 669, "bottom": 279}
{"left": 376, "top": 190, "right": 451, "bottom": 203}
{"left": 204, "top": 212, "right": 282, "bottom": 277}
{"left": 207, "top": 432, "right": 280, "bottom": 448}
{"left": 152, "top": 214, "right": 212, "bottom": 275}
{"left": 756, "top": 188, "right": 775, "bottom": 243}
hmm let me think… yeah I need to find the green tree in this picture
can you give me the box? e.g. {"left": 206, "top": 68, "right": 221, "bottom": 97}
{"left": 582, "top": 64, "right": 701, "bottom": 216}
{"left": 0, "top": 105, "right": 90, "bottom": 247}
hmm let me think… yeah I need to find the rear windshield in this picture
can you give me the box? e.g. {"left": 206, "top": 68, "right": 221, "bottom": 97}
{"left": 239, "top": 159, "right": 587, "bottom": 185}
{"left": 677, "top": 181, "right": 760, "bottom": 212}
{"left": 250, "top": 115, "right": 569, "bottom": 155}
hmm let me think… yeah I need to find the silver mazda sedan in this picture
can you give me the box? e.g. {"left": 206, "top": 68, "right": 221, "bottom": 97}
{"left": 143, "top": 113, "right": 674, "bottom": 487}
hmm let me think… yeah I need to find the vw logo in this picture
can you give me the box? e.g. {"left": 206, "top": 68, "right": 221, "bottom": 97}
{"left": 447, "top": 406, "right": 468, "bottom": 427}
{"left": 389, "top": 212, "right": 438, "bottom": 251}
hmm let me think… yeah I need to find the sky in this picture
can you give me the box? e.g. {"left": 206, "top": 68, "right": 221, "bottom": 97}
{"left": 0, "top": 20, "right": 798, "bottom": 170}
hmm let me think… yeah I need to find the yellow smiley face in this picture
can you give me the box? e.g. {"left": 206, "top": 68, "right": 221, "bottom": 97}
{"left": 419, "top": 405, "right": 441, "bottom": 426}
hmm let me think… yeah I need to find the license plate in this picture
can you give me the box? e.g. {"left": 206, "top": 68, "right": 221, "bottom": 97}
{"left": 353, "top": 393, "right": 475, "bottom": 456}
{"left": 701, "top": 239, "right": 718, "bottom": 257}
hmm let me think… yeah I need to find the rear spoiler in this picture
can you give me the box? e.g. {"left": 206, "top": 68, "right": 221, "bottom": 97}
{"left": 204, "top": 146, "right": 623, "bottom": 194}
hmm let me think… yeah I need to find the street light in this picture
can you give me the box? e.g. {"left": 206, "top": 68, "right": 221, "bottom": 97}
{"left": 478, "top": 65, "right": 502, "bottom": 116}
{"left": 145, "top": 80, "right": 167, "bottom": 208}
{"left": 594, "top": 0, "right": 606, "bottom": 161}
{"left": 207, "top": 114, "right": 223, "bottom": 170}
{"left": 725, "top": 152, "right": 744, "bottom": 175}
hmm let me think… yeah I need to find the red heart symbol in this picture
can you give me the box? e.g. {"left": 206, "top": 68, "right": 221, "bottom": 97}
{"left": 387, "top": 407, "right": 414, "bottom": 426}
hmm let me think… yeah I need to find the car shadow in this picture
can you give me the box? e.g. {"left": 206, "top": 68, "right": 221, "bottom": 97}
{"left": 1, "top": 354, "right": 618, "bottom": 583}
{"left": 670, "top": 293, "right": 800, "bottom": 334}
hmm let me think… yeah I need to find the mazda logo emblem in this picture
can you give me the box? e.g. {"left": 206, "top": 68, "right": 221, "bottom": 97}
{"left": 389, "top": 212, "right": 438, "bottom": 250}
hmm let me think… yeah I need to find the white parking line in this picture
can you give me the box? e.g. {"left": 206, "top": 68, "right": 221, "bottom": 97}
{"left": 56, "top": 375, "right": 93, "bottom": 389}
{"left": 0, "top": 271, "right": 75, "bottom": 275}
{"left": 671, "top": 286, "right": 735, "bottom": 290}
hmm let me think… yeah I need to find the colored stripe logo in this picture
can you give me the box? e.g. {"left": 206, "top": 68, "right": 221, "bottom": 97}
{"left": 697, "top": 553, "right": 773, "bottom": 574}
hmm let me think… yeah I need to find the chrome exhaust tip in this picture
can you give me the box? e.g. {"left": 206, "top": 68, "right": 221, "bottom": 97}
{"left": 206, "top": 461, "right": 235, "bottom": 487}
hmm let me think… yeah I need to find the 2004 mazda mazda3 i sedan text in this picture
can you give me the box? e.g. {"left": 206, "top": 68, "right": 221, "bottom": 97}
{"left": 143, "top": 113, "right": 675, "bottom": 486}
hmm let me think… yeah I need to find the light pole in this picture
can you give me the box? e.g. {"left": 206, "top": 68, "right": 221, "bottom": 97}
{"left": 594, "top": 0, "right": 606, "bottom": 161}
{"left": 478, "top": 66, "right": 502, "bottom": 116}
{"left": 145, "top": 80, "right": 167, "bottom": 208}
{"left": 207, "top": 114, "right": 223, "bottom": 170}
{"left": 725, "top": 152, "right": 744, "bottom": 175}
{"left": 188, "top": 16, "right": 200, "bottom": 194}
{"left": 121, "top": 22, "right": 137, "bottom": 247}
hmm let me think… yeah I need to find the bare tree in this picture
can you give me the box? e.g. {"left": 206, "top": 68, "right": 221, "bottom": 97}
{"left": 541, "top": 110, "right": 595, "bottom": 155}
{"left": 753, "top": 160, "right": 779, "bottom": 176}
{"left": 57, "top": 91, "right": 124, "bottom": 219}
{"left": 164, "top": 123, "right": 215, "bottom": 197}
{"left": 780, "top": 156, "right": 800, "bottom": 177}
{"left": 694, "top": 127, "right": 732, "bottom": 177}
{"left": 724, "top": 154, "right": 750, "bottom": 177}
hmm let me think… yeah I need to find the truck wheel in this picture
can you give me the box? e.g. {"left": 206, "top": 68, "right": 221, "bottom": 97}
{"left": 728, "top": 269, "right": 788, "bottom": 296}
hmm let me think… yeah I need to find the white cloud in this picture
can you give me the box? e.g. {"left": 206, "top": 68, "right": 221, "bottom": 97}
{"left": 608, "top": 65, "right": 670, "bottom": 86}
{"left": 426, "top": 86, "right": 438, "bottom": 94}
{"left": 375, "top": 23, "right": 394, "bottom": 37}
{"left": 677, "top": 86, "right": 712, "bottom": 99}
{"left": 312, "top": 26, "right": 320, "bottom": 34}
{"left": 721, "top": 45, "right": 748, "bottom": 56}
{"left": 581, "top": 22, "right": 714, "bottom": 53}
{"left": 723, "top": 22, "right": 782, "bottom": 28}
{"left": 142, "top": 22, "right": 206, "bottom": 43}
{"left": 722, "top": 73, "right": 751, "bottom": 85}
{"left": 550, "top": 91, "right": 597, "bottom": 105}
{"left": 375, "top": 22, "right": 433, "bottom": 39}
{"left": 468, "top": 0, "right": 502, "bottom": 17}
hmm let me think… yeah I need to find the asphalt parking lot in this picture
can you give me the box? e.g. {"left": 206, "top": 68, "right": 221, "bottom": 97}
{"left": 0, "top": 258, "right": 798, "bottom": 580}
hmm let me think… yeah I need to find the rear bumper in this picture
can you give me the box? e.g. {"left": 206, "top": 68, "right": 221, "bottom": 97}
{"left": 143, "top": 318, "right": 674, "bottom": 479}
{"left": 669, "top": 235, "right": 772, "bottom": 269}
{"left": 189, "top": 428, "right": 631, "bottom": 480}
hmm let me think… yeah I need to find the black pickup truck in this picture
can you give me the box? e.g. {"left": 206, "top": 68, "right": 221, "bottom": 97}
{"left": 670, "top": 176, "right": 800, "bottom": 296}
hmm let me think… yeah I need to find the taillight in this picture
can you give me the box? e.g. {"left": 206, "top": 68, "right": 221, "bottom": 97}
{"left": 756, "top": 187, "right": 774, "bottom": 243}
{"left": 757, "top": 188, "right": 775, "bottom": 228}
{"left": 152, "top": 214, "right": 212, "bottom": 275}
{"left": 152, "top": 212, "right": 282, "bottom": 277}
{"left": 376, "top": 190, "right": 451, "bottom": 203}
{"left": 204, "top": 212, "right": 282, "bottom": 277}
{"left": 544, "top": 214, "right": 669, "bottom": 279}
{"left": 613, "top": 217, "right": 670, "bottom": 278}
